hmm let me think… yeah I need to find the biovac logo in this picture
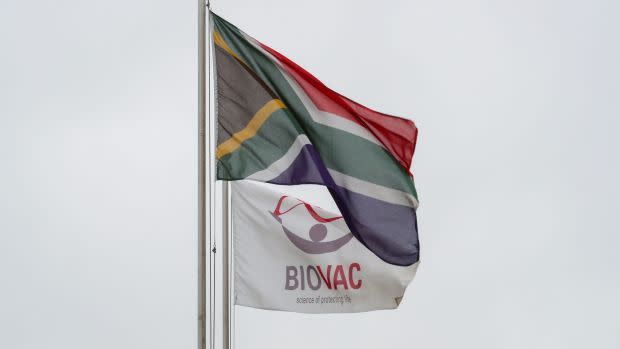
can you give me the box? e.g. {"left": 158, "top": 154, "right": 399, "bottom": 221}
{"left": 269, "top": 195, "right": 353, "bottom": 254}
{"left": 269, "top": 196, "right": 363, "bottom": 292}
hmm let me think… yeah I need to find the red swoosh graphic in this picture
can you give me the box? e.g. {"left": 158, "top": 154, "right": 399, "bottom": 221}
{"left": 273, "top": 196, "right": 342, "bottom": 223}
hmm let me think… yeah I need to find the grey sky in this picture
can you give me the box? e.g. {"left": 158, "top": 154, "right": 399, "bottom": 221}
{"left": 1, "top": 0, "right": 619, "bottom": 348}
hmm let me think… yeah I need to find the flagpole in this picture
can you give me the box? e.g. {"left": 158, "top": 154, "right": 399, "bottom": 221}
{"left": 197, "top": 0, "right": 207, "bottom": 348}
{"left": 203, "top": 2, "right": 232, "bottom": 347}
{"left": 222, "top": 181, "right": 231, "bottom": 349}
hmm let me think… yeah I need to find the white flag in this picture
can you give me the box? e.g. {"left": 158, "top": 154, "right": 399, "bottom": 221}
{"left": 232, "top": 181, "right": 419, "bottom": 313}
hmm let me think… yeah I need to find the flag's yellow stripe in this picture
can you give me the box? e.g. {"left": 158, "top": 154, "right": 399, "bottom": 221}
{"left": 216, "top": 99, "right": 287, "bottom": 159}
{"left": 214, "top": 31, "right": 245, "bottom": 63}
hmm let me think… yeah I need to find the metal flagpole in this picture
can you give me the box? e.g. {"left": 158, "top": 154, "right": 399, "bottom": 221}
{"left": 208, "top": 3, "right": 232, "bottom": 346}
{"left": 222, "top": 181, "right": 231, "bottom": 349}
{"left": 198, "top": 1, "right": 217, "bottom": 349}
{"left": 197, "top": 0, "right": 207, "bottom": 348}
{"left": 202, "top": 1, "right": 231, "bottom": 347}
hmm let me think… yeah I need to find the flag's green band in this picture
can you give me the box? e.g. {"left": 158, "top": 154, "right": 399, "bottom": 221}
{"left": 218, "top": 107, "right": 304, "bottom": 179}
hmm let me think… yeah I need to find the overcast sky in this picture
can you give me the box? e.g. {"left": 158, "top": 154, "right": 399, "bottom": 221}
{"left": 1, "top": 0, "right": 619, "bottom": 348}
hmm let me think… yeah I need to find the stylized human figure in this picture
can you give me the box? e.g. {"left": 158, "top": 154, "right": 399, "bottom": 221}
{"left": 270, "top": 196, "right": 353, "bottom": 254}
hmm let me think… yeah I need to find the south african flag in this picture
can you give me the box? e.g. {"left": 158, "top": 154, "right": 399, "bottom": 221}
{"left": 212, "top": 12, "right": 420, "bottom": 266}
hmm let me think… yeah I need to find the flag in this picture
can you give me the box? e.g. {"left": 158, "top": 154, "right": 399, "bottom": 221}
{"left": 232, "top": 181, "right": 419, "bottom": 313}
{"left": 212, "top": 12, "right": 420, "bottom": 266}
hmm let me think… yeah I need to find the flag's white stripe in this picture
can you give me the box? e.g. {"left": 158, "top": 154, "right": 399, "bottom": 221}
{"left": 280, "top": 72, "right": 384, "bottom": 148}
{"left": 246, "top": 134, "right": 311, "bottom": 182}
{"left": 327, "top": 169, "right": 419, "bottom": 209}
{"left": 239, "top": 33, "right": 385, "bottom": 149}
{"left": 246, "top": 135, "right": 419, "bottom": 209}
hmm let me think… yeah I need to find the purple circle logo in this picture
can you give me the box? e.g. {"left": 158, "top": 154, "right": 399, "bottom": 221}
{"left": 270, "top": 196, "right": 353, "bottom": 254}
